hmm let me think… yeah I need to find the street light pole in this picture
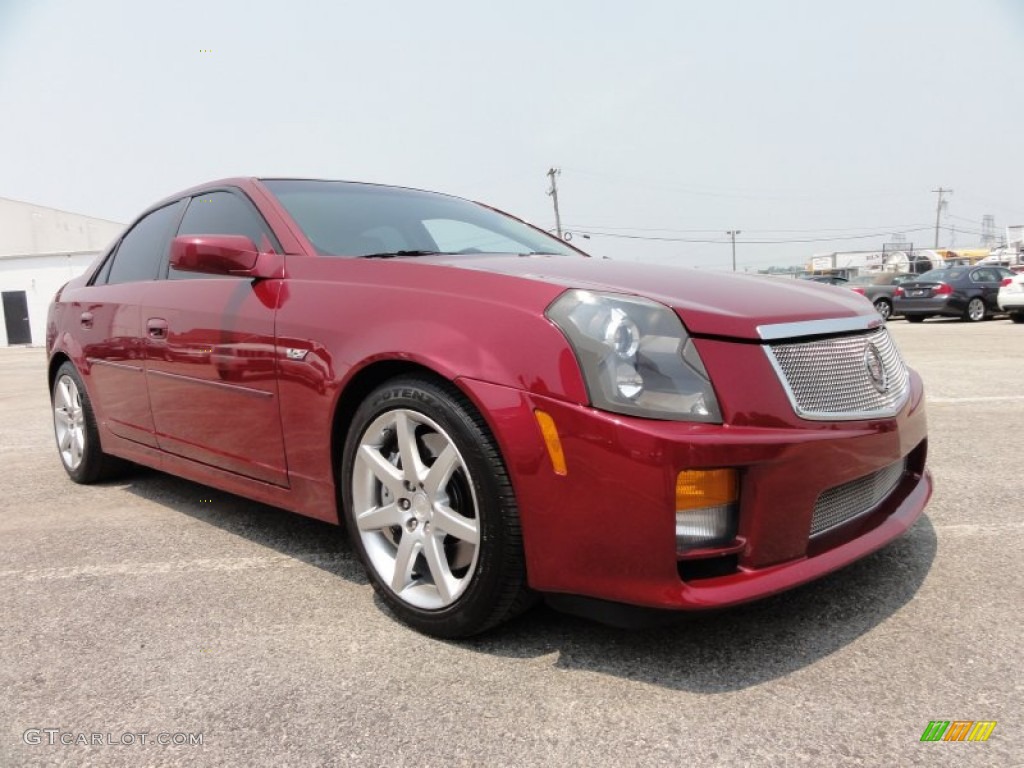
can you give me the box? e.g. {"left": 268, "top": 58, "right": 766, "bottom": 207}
{"left": 726, "top": 230, "right": 741, "bottom": 271}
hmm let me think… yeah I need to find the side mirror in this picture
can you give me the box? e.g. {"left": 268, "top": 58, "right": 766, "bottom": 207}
{"left": 170, "top": 235, "right": 278, "bottom": 278}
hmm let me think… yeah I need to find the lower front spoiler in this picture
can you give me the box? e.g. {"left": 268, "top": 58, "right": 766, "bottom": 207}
{"left": 545, "top": 469, "right": 933, "bottom": 627}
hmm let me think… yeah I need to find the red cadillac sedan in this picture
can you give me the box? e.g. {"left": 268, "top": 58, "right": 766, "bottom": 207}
{"left": 47, "top": 178, "right": 931, "bottom": 637}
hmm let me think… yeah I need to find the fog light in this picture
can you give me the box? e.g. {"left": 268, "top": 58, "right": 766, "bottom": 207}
{"left": 676, "top": 469, "right": 739, "bottom": 553}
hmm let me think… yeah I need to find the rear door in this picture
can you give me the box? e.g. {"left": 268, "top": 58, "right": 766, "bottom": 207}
{"left": 74, "top": 201, "right": 184, "bottom": 446}
{"left": 141, "top": 190, "right": 288, "bottom": 485}
{"left": 970, "top": 268, "right": 1002, "bottom": 310}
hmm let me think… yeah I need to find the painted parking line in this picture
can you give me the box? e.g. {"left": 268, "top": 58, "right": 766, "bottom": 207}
{"left": 928, "top": 395, "right": 1024, "bottom": 404}
{"left": 0, "top": 552, "right": 354, "bottom": 581}
{"left": 3, "top": 523, "right": 1021, "bottom": 581}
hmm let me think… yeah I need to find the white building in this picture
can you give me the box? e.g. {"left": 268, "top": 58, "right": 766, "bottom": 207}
{"left": 0, "top": 197, "right": 123, "bottom": 346}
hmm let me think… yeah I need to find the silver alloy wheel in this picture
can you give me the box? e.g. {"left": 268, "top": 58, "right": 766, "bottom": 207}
{"left": 53, "top": 374, "right": 86, "bottom": 471}
{"left": 874, "top": 299, "right": 892, "bottom": 320}
{"left": 351, "top": 408, "right": 480, "bottom": 610}
{"left": 968, "top": 298, "right": 985, "bottom": 321}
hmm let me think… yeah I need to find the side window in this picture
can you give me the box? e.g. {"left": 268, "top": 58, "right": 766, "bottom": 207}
{"left": 169, "top": 191, "right": 279, "bottom": 280}
{"left": 422, "top": 219, "right": 527, "bottom": 254}
{"left": 971, "top": 269, "right": 993, "bottom": 283}
{"left": 105, "top": 202, "right": 184, "bottom": 285}
{"left": 92, "top": 250, "right": 115, "bottom": 285}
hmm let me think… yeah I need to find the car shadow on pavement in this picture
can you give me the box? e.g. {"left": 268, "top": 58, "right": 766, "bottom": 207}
{"left": 118, "top": 467, "right": 936, "bottom": 693}
{"left": 117, "top": 467, "right": 368, "bottom": 585}
{"left": 473, "top": 516, "right": 938, "bottom": 692}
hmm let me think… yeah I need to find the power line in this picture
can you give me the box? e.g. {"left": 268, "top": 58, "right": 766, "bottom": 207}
{"left": 563, "top": 222, "right": 928, "bottom": 234}
{"left": 572, "top": 226, "right": 934, "bottom": 245}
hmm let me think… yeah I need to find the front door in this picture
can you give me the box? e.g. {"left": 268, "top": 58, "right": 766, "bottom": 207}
{"left": 142, "top": 190, "right": 288, "bottom": 486}
{"left": 2, "top": 291, "right": 31, "bottom": 345}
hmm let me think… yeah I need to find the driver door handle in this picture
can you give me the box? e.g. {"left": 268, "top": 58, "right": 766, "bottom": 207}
{"left": 147, "top": 318, "right": 169, "bottom": 340}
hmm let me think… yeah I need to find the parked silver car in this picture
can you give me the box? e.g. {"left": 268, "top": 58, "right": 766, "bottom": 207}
{"left": 847, "top": 273, "right": 915, "bottom": 320}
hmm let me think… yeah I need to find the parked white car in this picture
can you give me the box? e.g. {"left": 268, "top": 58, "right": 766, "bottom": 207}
{"left": 998, "top": 272, "right": 1024, "bottom": 323}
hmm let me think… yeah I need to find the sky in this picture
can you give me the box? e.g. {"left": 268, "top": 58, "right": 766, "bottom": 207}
{"left": 1, "top": 0, "right": 1022, "bottom": 269}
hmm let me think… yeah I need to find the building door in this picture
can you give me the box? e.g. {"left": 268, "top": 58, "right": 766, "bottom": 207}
{"left": 2, "top": 291, "right": 32, "bottom": 345}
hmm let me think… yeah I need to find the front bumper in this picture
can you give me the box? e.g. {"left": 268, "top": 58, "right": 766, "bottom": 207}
{"left": 457, "top": 371, "right": 930, "bottom": 611}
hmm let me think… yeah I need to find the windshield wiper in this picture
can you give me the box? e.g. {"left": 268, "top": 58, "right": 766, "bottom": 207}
{"left": 358, "top": 250, "right": 446, "bottom": 259}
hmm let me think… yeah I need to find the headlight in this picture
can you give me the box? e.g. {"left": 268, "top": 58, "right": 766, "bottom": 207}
{"left": 546, "top": 290, "right": 722, "bottom": 422}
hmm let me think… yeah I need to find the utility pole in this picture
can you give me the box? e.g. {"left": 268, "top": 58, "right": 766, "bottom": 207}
{"left": 981, "top": 214, "right": 996, "bottom": 249}
{"left": 932, "top": 188, "right": 952, "bottom": 248}
{"left": 547, "top": 168, "right": 562, "bottom": 240}
{"left": 726, "top": 230, "right": 741, "bottom": 271}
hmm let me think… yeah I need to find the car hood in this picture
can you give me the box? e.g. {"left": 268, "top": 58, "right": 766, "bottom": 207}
{"left": 428, "top": 254, "right": 875, "bottom": 340}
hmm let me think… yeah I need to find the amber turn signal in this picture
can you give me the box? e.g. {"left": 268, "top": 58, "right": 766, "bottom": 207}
{"left": 675, "top": 469, "right": 738, "bottom": 511}
{"left": 534, "top": 410, "right": 567, "bottom": 476}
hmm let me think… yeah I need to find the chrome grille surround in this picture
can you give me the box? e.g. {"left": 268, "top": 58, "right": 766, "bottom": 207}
{"left": 764, "top": 326, "right": 910, "bottom": 420}
{"left": 811, "top": 459, "right": 907, "bottom": 537}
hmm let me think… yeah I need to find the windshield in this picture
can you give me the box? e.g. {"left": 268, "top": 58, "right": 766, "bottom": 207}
{"left": 262, "top": 179, "right": 581, "bottom": 258}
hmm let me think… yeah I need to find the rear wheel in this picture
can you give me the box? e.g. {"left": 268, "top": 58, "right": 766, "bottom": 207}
{"left": 1011, "top": 312, "right": 1024, "bottom": 324}
{"left": 963, "top": 298, "right": 986, "bottom": 322}
{"left": 906, "top": 315, "right": 925, "bottom": 323}
{"left": 873, "top": 298, "right": 892, "bottom": 321}
{"left": 51, "top": 361, "right": 127, "bottom": 483}
{"left": 341, "top": 376, "right": 532, "bottom": 637}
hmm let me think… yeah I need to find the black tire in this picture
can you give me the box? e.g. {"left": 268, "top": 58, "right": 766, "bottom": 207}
{"left": 873, "top": 298, "right": 892, "bottom": 321}
{"left": 340, "top": 376, "right": 532, "bottom": 638}
{"left": 1010, "top": 312, "right": 1024, "bottom": 324}
{"left": 963, "top": 297, "right": 986, "bottom": 323}
{"left": 51, "top": 361, "right": 128, "bottom": 484}
{"left": 906, "top": 315, "right": 926, "bottom": 323}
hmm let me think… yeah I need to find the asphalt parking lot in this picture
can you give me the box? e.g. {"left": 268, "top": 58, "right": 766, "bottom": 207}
{"left": 1, "top": 319, "right": 1021, "bottom": 767}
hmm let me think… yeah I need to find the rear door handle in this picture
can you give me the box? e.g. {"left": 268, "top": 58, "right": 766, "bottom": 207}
{"left": 79, "top": 311, "right": 94, "bottom": 329}
{"left": 147, "top": 318, "right": 169, "bottom": 340}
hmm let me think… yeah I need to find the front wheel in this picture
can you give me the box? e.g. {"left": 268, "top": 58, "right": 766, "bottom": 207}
{"left": 963, "top": 297, "right": 986, "bottom": 322}
{"left": 341, "top": 376, "right": 532, "bottom": 637}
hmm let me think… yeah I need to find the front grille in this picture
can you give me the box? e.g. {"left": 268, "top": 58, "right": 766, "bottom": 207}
{"left": 810, "top": 459, "right": 907, "bottom": 537}
{"left": 766, "top": 327, "right": 910, "bottom": 420}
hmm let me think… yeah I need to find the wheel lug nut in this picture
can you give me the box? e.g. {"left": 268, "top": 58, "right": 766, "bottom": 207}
{"left": 398, "top": 498, "right": 410, "bottom": 510}
{"left": 406, "top": 519, "right": 418, "bottom": 532}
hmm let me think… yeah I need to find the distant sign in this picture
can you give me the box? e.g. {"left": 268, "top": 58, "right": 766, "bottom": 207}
{"left": 883, "top": 242, "right": 913, "bottom": 254}
{"left": 811, "top": 256, "right": 833, "bottom": 271}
